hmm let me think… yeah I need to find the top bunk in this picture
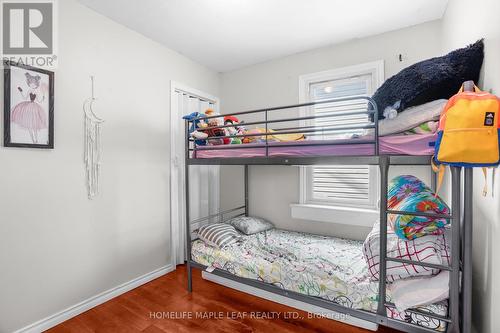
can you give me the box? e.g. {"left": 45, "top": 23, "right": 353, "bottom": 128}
{"left": 185, "top": 96, "right": 438, "bottom": 166}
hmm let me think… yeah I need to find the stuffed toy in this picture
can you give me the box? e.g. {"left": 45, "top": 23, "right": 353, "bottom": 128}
{"left": 224, "top": 115, "right": 245, "bottom": 144}
{"left": 205, "top": 108, "right": 223, "bottom": 125}
{"left": 205, "top": 118, "right": 225, "bottom": 145}
{"left": 182, "top": 112, "right": 208, "bottom": 145}
{"left": 242, "top": 128, "right": 271, "bottom": 144}
{"left": 241, "top": 128, "right": 304, "bottom": 143}
{"left": 204, "top": 109, "right": 226, "bottom": 145}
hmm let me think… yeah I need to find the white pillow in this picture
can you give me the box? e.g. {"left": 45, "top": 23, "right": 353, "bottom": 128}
{"left": 227, "top": 216, "right": 274, "bottom": 235}
{"left": 389, "top": 271, "right": 449, "bottom": 311}
{"left": 378, "top": 99, "right": 447, "bottom": 136}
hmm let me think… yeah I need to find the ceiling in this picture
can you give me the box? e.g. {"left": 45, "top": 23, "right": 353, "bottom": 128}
{"left": 78, "top": 0, "right": 448, "bottom": 73}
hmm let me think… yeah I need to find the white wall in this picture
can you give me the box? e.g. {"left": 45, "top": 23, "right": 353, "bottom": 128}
{"left": 0, "top": 1, "right": 219, "bottom": 332}
{"left": 441, "top": 1, "right": 500, "bottom": 332}
{"left": 220, "top": 21, "right": 442, "bottom": 240}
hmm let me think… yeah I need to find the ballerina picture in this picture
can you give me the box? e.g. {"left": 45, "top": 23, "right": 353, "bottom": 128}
{"left": 4, "top": 62, "right": 54, "bottom": 148}
{"left": 12, "top": 73, "right": 47, "bottom": 143}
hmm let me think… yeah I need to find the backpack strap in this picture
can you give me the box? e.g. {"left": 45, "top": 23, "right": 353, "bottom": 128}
{"left": 482, "top": 167, "right": 497, "bottom": 197}
{"left": 431, "top": 157, "right": 446, "bottom": 196}
{"left": 482, "top": 167, "right": 488, "bottom": 196}
{"left": 433, "top": 164, "right": 490, "bottom": 197}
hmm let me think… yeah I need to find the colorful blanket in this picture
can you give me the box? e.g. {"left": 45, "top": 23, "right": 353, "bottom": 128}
{"left": 404, "top": 120, "right": 439, "bottom": 135}
{"left": 388, "top": 175, "right": 450, "bottom": 240}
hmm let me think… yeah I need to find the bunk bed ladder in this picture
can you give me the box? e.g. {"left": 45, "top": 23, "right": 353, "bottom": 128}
{"left": 377, "top": 158, "right": 468, "bottom": 333}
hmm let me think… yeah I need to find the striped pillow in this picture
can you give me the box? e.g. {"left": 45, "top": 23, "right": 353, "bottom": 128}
{"left": 197, "top": 223, "right": 241, "bottom": 248}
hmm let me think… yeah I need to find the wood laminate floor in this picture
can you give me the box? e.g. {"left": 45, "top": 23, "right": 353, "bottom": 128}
{"left": 47, "top": 265, "right": 400, "bottom": 333}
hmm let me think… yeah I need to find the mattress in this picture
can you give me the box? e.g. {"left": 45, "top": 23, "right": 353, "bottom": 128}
{"left": 192, "top": 228, "right": 447, "bottom": 331}
{"left": 192, "top": 133, "right": 437, "bottom": 159}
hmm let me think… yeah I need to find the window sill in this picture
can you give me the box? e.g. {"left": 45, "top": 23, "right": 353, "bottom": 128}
{"left": 290, "top": 204, "right": 378, "bottom": 227}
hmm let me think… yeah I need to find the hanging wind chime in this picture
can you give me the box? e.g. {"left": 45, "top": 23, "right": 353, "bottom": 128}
{"left": 83, "top": 76, "right": 104, "bottom": 199}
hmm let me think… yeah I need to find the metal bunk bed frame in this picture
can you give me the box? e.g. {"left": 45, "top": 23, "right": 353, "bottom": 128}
{"left": 183, "top": 96, "right": 473, "bottom": 333}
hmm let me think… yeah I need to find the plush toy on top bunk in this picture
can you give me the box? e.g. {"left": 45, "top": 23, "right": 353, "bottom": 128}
{"left": 203, "top": 108, "right": 227, "bottom": 145}
{"left": 223, "top": 115, "right": 245, "bottom": 144}
{"left": 372, "top": 40, "right": 484, "bottom": 137}
{"left": 183, "top": 108, "right": 227, "bottom": 146}
{"left": 182, "top": 111, "right": 209, "bottom": 145}
{"left": 241, "top": 128, "right": 305, "bottom": 144}
{"left": 183, "top": 110, "right": 306, "bottom": 146}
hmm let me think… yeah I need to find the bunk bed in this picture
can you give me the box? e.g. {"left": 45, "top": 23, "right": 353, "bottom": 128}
{"left": 183, "top": 96, "right": 473, "bottom": 333}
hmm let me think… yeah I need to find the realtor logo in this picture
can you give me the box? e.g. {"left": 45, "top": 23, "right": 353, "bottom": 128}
{"left": 1, "top": 0, "right": 57, "bottom": 68}
{"left": 484, "top": 112, "right": 495, "bottom": 126}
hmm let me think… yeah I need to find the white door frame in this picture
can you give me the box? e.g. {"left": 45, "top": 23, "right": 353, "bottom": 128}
{"left": 170, "top": 81, "right": 220, "bottom": 268}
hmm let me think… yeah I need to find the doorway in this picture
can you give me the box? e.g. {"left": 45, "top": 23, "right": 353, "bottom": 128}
{"left": 170, "top": 81, "right": 220, "bottom": 267}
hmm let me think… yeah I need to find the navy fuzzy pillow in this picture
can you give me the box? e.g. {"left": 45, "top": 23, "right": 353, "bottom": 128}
{"left": 372, "top": 40, "right": 484, "bottom": 120}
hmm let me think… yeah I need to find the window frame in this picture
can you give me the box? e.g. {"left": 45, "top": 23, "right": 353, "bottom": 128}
{"left": 298, "top": 61, "right": 384, "bottom": 210}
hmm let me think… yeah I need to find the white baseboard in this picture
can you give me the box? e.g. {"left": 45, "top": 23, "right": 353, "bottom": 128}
{"left": 14, "top": 264, "right": 174, "bottom": 333}
{"left": 202, "top": 271, "right": 378, "bottom": 332}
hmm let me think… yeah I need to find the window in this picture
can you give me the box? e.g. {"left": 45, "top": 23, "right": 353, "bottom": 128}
{"left": 298, "top": 61, "right": 384, "bottom": 210}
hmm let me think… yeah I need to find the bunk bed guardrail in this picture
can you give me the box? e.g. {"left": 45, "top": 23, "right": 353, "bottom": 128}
{"left": 185, "top": 96, "right": 380, "bottom": 160}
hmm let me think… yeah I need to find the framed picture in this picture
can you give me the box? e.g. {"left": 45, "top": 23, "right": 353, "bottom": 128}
{"left": 4, "top": 61, "right": 54, "bottom": 148}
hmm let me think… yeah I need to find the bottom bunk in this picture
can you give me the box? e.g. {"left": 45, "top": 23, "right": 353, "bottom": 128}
{"left": 191, "top": 228, "right": 448, "bottom": 332}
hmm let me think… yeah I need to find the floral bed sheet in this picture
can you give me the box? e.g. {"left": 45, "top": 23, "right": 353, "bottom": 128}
{"left": 192, "top": 228, "right": 447, "bottom": 331}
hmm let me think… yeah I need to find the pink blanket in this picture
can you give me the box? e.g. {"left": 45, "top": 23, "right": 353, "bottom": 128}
{"left": 193, "top": 133, "right": 436, "bottom": 159}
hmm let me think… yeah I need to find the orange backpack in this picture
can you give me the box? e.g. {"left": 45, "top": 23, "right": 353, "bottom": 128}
{"left": 433, "top": 83, "right": 500, "bottom": 195}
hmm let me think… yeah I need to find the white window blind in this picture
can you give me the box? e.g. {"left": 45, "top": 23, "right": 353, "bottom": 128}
{"left": 300, "top": 62, "right": 382, "bottom": 209}
{"left": 306, "top": 165, "right": 376, "bottom": 206}
{"left": 309, "top": 74, "right": 372, "bottom": 138}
